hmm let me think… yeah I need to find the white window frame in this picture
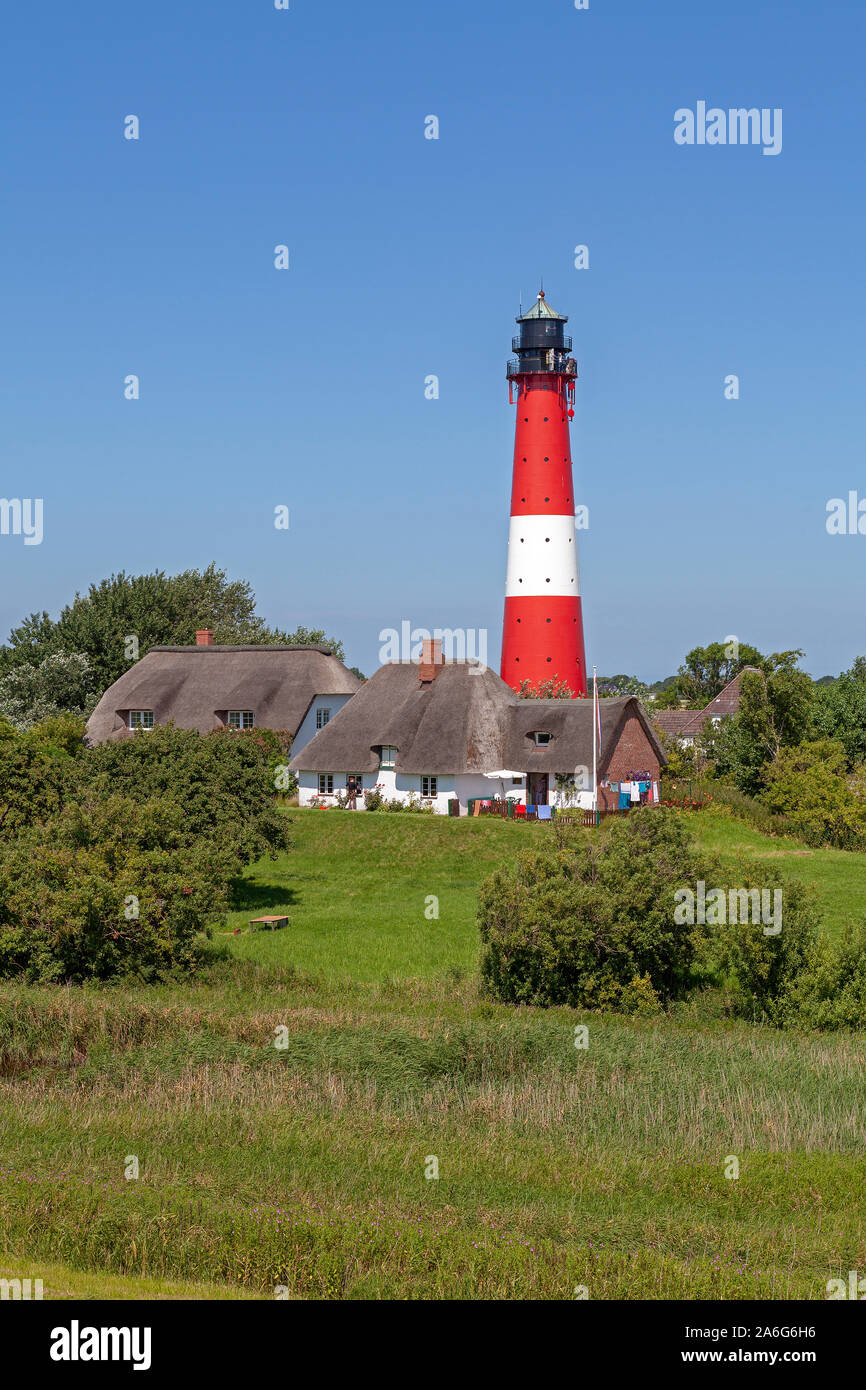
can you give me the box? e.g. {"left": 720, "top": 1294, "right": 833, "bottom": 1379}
{"left": 420, "top": 776, "right": 438, "bottom": 798}
{"left": 533, "top": 732, "right": 551, "bottom": 747}
{"left": 227, "top": 711, "right": 254, "bottom": 730}
{"left": 346, "top": 774, "right": 364, "bottom": 792}
{"left": 316, "top": 707, "right": 331, "bottom": 729}
{"left": 380, "top": 746, "right": 397, "bottom": 769}
{"left": 318, "top": 774, "right": 334, "bottom": 795}
{"left": 129, "top": 710, "right": 154, "bottom": 730}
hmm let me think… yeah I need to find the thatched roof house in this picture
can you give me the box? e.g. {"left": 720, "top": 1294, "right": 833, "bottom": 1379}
{"left": 291, "top": 650, "right": 665, "bottom": 813}
{"left": 86, "top": 634, "right": 361, "bottom": 747}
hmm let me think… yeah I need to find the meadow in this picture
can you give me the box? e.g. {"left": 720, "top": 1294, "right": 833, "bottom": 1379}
{"left": 0, "top": 807, "right": 864, "bottom": 1300}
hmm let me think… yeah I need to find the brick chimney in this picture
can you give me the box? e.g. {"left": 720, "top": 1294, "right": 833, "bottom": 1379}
{"left": 419, "top": 637, "right": 445, "bottom": 684}
{"left": 195, "top": 629, "right": 214, "bottom": 646}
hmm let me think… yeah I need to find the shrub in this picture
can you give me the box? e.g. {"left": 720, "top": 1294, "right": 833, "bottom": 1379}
{"left": 704, "top": 876, "right": 821, "bottom": 1021}
{"left": 0, "top": 793, "right": 228, "bottom": 982}
{"left": 477, "top": 809, "right": 717, "bottom": 1009}
{"left": 774, "top": 921, "right": 866, "bottom": 1030}
{"left": 78, "top": 724, "right": 289, "bottom": 872}
{"left": 760, "top": 740, "right": 866, "bottom": 849}
{"left": 0, "top": 721, "right": 74, "bottom": 838}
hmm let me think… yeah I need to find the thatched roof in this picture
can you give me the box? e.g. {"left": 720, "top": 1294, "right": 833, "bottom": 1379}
{"left": 291, "top": 663, "right": 666, "bottom": 774}
{"left": 86, "top": 645, "right": 361, "bottom": 744}
{"left": 290, "top": 662, "right": 515, "bottom": 774}
{"left": 508, "top": 696, "right": 665, "bottom": 773}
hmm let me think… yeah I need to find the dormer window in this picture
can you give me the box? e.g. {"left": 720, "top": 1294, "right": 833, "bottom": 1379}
{"left": 228, "top": 711, "right": 254, "bottom": 729}
{"left": 316, "top": 707, "right": 331, "bottom": 729}
{"left": 533, "top": 731, "right": 551, "bottom": 747}
{"left": 129, "top": 710, "right": 154, "bottom": 730}
{"left": 380, "top": 745, "right": 397, "bottom": 769}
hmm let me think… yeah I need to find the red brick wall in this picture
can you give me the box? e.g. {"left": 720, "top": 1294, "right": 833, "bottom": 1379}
{"left": 598, "top": 712, "right": 661, "bottom": 812}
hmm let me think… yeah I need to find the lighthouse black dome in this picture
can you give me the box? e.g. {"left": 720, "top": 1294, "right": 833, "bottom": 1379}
{"left": 508, "top": 291, "right": 573, "bottom": 377}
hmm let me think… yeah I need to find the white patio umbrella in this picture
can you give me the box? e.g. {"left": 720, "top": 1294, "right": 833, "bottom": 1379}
{"left": 484, "top": 769, "right": 525, "bottom": 797}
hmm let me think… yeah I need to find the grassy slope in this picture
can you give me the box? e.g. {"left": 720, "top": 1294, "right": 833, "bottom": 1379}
{"left": 693, "top": 812, "right": 866, "bottom": 941}
{"left": 226, "top": 807, "right": 866, "bottom": 980}
{"left": 1, "top": 808, "right": 865, "bottom": 1300}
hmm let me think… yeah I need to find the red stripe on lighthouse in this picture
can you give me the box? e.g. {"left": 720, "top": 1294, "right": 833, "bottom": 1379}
{"left": 501, "top": 594, "right": 587, "bottom": 694}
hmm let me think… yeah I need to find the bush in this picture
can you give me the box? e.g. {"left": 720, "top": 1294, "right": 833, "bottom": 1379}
{"left": 774, "top": 921, "right": 866, "bottom": 1030}
{"left": 705, "top": 876, "right": 821, "bottom": 1021}
{"left": 0, "top": 793, "right": 228, "bottom": 982}
{"left": 78, "top": 724, "right": 289, "bottom": 873}
{"left": 0, "top": 720, "right": 76, "bottom": 838}
{"left": 0, "top": 723, "right": 290, "bottom": 983}
{"left": 760, "top": 740, "right": 866, "bottom": 849}
{"left": 477, "top": 809, "right": 717, "bottom": 1009}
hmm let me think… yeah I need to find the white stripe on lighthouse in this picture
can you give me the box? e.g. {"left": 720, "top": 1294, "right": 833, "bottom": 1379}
{"left": 505, "top": 514, "right": 580, "bottom": 597}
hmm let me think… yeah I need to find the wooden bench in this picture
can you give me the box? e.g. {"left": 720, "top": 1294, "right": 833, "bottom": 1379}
{"left": 246, "top": 915, "right": 289, "bottom": 933}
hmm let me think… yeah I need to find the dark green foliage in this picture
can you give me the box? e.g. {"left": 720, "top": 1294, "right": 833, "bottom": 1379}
{"left": 477, "top": 809, "right": 717, "bottom": 1009}
{"left": 0, "top": 718, "right": 83, "bottom": 837}
{"left": 0, "top": 564, "right": 345, "bottom": 693}
{"left": 675, "top": 639, "right": 769, "bottom": 707}
{"left": 78, "top": 725, "right": 289, "bottom": 873}
{"left": 0, "top": 723, "right": 290, "bottom": 982}
{"left": 704, "top": 876, "right": 819, "bottom": 1020}
{"left": 0, "top": 793, "right": 229, "bottom": 983}
{"left": 760, "top": 740, "right": 866, "bottom": 849}
{"left": 710, "top": 668, "right": 817, "bottom": 795}
{"left": 708, "top": 877, "right": 866, "bottom": 1030}
{"left": 814, "top": 655, "right": 866, "bottom": 768}
{"left": 774, "top": 921, "right": 866, "bottom": 1030}
{"left": 479, "top": 809, "right": 866, "bottom": 1030}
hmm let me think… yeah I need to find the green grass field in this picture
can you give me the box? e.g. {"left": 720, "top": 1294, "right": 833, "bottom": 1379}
{"left": 1, "top": 807, "right": 865, "bottom": 1300}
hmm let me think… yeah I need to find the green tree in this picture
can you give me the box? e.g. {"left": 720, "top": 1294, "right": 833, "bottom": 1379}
{"left": 651, "top": 686, "right": 683, "bottom": 711}
{"left": 0, "top": 719, "right": 82, "bottom": 838}
{"left": 79, "top": 724, "right": 289, "bottom": 872}
{"left": 0, "top": 651, "right": 98, "bottom": 728}
{"left": 760, "top": 740, "right": 866, "bottom": 848}
{"left": 814, "top": 656, "right": 866, "bottom": 768}
{"left": 710, "top": 667, "right": 816, "bottom": 794}
{"left": 675, "top": 640, "right": 768, "bottom": 707}
{"left": 0, "top": 565, "right": 345, "bottom": 694}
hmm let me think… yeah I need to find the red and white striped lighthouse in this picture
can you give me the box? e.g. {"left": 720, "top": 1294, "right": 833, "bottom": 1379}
{"left": 500, "top": 290, "right": 587, "bottom": 697}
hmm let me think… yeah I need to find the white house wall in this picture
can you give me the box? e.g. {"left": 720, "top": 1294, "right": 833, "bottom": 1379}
{"left": 292, "top": 693, "right": 355, "bottom": 760}
{"left": 296, "top": 766, "right": 591, "bottom": 814}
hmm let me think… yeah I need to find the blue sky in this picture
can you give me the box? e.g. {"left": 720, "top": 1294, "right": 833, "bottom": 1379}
{"left": 1, "top": 0, "right": 864, "bottom": 680}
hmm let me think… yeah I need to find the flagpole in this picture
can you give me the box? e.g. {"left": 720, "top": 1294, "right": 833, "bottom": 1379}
{"left": 592, "top": 665, "right": 598, "bottom": 826}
